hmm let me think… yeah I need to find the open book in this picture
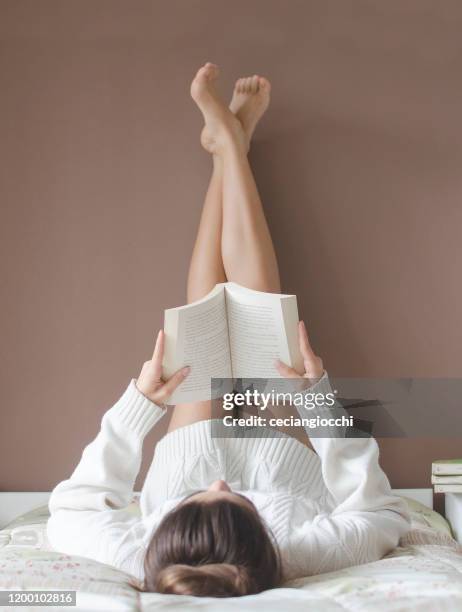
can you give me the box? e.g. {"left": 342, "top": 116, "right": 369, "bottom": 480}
{"left": 162, "top": 282, "right": 303, "bottom": 404}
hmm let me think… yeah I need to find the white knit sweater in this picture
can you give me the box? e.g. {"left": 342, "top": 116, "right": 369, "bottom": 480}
{"left": 47, "top": 374, "right": 410, "bottom": 582}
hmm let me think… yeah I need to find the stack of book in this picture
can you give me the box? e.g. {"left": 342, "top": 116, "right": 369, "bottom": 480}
{"left": 432, "top": 459, "right": 462, "bottom": 493}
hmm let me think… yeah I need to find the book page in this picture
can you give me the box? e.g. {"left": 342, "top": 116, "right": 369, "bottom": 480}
{"left": 163, "top": 285, "right": 233, "bottom": 404}
{"left": 225, "top": 283, "right": 303, "bottom": 379}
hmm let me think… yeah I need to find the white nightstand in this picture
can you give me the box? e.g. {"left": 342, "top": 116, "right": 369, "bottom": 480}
{"left": 445, "top": 493, "right": 462, "bottom": 543}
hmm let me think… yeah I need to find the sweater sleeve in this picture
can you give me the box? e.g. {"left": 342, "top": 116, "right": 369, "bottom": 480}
{"left": 47, "top": 380, "right": 166, "bottom": 579}
{"left": 290, "top": 373, "right": 411, "bottom": 576}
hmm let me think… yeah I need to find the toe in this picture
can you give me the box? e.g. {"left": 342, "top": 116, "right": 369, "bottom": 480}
{"left": 196, "top": 65, "right": 209, "bottom": 80}
{"left": 245, "top": 77, "right": 252, "bottom": 92}
{"left": 202, "top": 63, "right": 219, "bottom": 80}
{"left": 251, "top": 75, "right": 259, "bottom": 93}
{"left": 259, "top": 77, "right": 270, "bottom": 89}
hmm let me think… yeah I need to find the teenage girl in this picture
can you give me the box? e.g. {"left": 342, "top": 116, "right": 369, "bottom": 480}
{"left": 48, "top": 63, "right": 410, "bottom": 598}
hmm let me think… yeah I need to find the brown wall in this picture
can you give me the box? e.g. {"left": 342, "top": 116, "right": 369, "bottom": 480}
{"left": 1, "top": 0, "right": 461, "bottom": 493}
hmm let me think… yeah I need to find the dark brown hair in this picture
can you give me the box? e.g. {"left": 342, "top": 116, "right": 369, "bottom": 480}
{"left": 143, "top": 498, "right": 281, "bottom": 597}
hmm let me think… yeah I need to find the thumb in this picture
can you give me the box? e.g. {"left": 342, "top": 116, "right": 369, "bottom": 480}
{"left": 156, "top": 366, "right": 190, "bottom": 403}
{"left": 275, "top": 359, "right": 302, "bottom": 379}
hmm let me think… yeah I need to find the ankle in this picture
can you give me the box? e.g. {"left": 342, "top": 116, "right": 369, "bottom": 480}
{"left": 218, "top": 139, "right": 248, "bottom": 161}
{"left": 215, "top": 125, "right": 248, "bottom": 159}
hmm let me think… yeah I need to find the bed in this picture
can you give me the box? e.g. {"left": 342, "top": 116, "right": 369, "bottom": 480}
{"left": 1, "top": 491, "right": 462, "bottom": 611}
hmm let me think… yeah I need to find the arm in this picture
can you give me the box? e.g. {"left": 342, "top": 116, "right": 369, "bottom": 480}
{"left": 296, "top": 373, "right": 410, "bottom": 575}
{"left": 277, "top": 322, "right": 411, "bottom": 576}
{"left": 47, "top": 331, "right": 190, "bottom": 579}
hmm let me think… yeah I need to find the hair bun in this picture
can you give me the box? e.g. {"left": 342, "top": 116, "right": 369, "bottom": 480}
{"left": 155, "top": 563, "right": 254, "bottom": 597}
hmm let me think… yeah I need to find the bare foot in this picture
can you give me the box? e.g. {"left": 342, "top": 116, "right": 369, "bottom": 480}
{"left": 190, "top": 63, "right": 246, "bottom": 154}
{"left": 229, "top": 75, "right": 271, "bottom": 150}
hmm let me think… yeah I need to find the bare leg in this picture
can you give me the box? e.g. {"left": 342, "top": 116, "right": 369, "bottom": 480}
{"left": 170, "top": 155, "right": 224, "bottom": 431}
{"left": 169, "top": 65, "right": 305, "bottom": 442}
{"left": 217, "top": 138, "right": 310, "bottom": 446}
{"left": 220, "top": 139, "right": 281, "bottom": 293}
{"left": 186, "top": 156, "right": 226, "bottom": 303}
{"left": 169, "top": 65, "right": 271, "bottom": 432}
{"left": 170, "top": 165, "right": 224, "bottom": 429}
{"left": 193, "top": 68, "right": 310, "bottom": 447}
{"left": 187, "top": 74, "right": 272, "bottom": 300}
{"left": 210, "top": 72, "right": 280, "bottom": 293}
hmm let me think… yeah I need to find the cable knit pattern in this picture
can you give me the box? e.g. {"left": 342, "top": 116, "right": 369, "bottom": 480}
{"left": 47, "top": 374, "right": 411, "bottom": 582}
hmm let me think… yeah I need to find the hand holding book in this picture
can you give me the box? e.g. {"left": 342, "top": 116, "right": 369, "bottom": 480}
{"left": 136, "top": 330, "right": 191, "bottom": 406}
{"left": 275, "top": 320, "right": 324, "bottom": 385}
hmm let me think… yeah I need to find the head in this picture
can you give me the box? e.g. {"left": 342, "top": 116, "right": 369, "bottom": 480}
{"left": 144, "top": 480, "right": 281, "bottom": 597}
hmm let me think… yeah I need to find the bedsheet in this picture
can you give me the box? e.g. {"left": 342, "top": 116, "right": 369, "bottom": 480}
{"left": 0, "top": 502, "right": 461, "bottom": 611}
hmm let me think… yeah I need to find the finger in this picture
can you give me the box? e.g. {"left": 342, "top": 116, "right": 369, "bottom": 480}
{"left": 275, "top": 359, "right": 302, "bottom": 379}
{"left": 157, "top": 366, "right": 190, "bottom": 402}
{"left": 298, "top": 321, "right": 324, "bottom": 376}
{"left": 151, "top": 330, "right": 164, "bottom": 380}
{"left": 299, "top": 320, "right": 316, "bottom": 361}
{"left": 304, "top": 356, "right": 324, "bottom": 380}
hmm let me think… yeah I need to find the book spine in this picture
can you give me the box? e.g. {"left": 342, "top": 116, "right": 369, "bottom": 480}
{"left": 431, "top": 475, "right": 462, "bottom": 484}
{"left": 432, "top": 463, "right": 462, "bottom": 475}
{"left": 434, "top": 484, "right": 462, "bottom": 493}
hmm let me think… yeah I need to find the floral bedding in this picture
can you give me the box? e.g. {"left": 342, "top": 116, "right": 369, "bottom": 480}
{"left": 1, "top": 500, "right": 462, "bottom": 611}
